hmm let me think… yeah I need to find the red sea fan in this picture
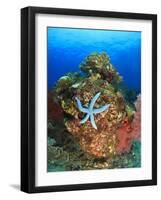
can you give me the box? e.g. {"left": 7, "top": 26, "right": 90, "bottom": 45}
{"left": 131, "top": 94, "right": 141, "bottom": 140}
{"left": 116, "top": 95, "right": 141, "bottom": 154}
{"left": 48, "top": 92, "right": 64, "bottom": 121}
{"left": 116, "top": 118, "right": 133, "bottom": 154}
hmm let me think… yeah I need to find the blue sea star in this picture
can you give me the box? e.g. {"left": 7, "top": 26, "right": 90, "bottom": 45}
{"left": 75, "top": 92, "right": 111, "bottom": 129}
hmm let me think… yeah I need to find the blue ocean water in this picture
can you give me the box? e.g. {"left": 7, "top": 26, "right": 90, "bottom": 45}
{"left": 47, "top": 27, "right": 141, "bottom": 93}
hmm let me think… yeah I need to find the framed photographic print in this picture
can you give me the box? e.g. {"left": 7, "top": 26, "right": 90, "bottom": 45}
{"left": 21, "top": 6, "right": 157, "bottom": 193}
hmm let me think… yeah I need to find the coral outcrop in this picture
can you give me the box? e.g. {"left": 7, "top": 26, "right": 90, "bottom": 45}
{"left": 48, "top": 52, "right": 141, "bottom": 170}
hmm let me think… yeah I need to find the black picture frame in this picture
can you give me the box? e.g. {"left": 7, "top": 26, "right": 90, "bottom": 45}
{"left": 21, "top": 6, "right": 157, "bottom": 193}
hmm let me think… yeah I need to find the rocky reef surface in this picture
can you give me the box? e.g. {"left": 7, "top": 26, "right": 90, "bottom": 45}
{"left": 48, "top": 52, "right": 141, "bottom": 171}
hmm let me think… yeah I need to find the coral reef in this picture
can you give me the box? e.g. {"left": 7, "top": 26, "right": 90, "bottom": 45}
{"left": 47, "top": 140, "right": 141, "bottom": 171}
{"left": 131, "top": 94, "right": 141, "bottom": 140}
{"left": 48, "top": 52, "right": 141, "bottom": 171}
{"left": 48, "top": 91, "right": 64, "bottom": 121}
{"left": 80, "top": 52, "right": 122, "bottom": 84}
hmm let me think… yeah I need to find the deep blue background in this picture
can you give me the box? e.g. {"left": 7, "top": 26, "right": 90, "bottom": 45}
{"left": 47, "top": 27, "right": 141, "bottom": 92}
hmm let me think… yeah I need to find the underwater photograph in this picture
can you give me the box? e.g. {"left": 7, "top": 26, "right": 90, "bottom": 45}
{"left": 47, "top": 27, "right": 141, "bottom": 172}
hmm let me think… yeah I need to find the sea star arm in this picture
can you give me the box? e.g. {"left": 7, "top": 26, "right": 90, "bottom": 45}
{"left": 80, "top": 113, "right": 90, "bottom": 124}
{"left": 89, "top": 92, "right": 101, "bottom": 111}
{"left": 93, "top": 104, "right": 111, "bottom": 114}
{"left": 90, "top": 113, "right": 97, "bottom": 129}
{"left": 75, "top": 97, "right": 88, "bottom": 113}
